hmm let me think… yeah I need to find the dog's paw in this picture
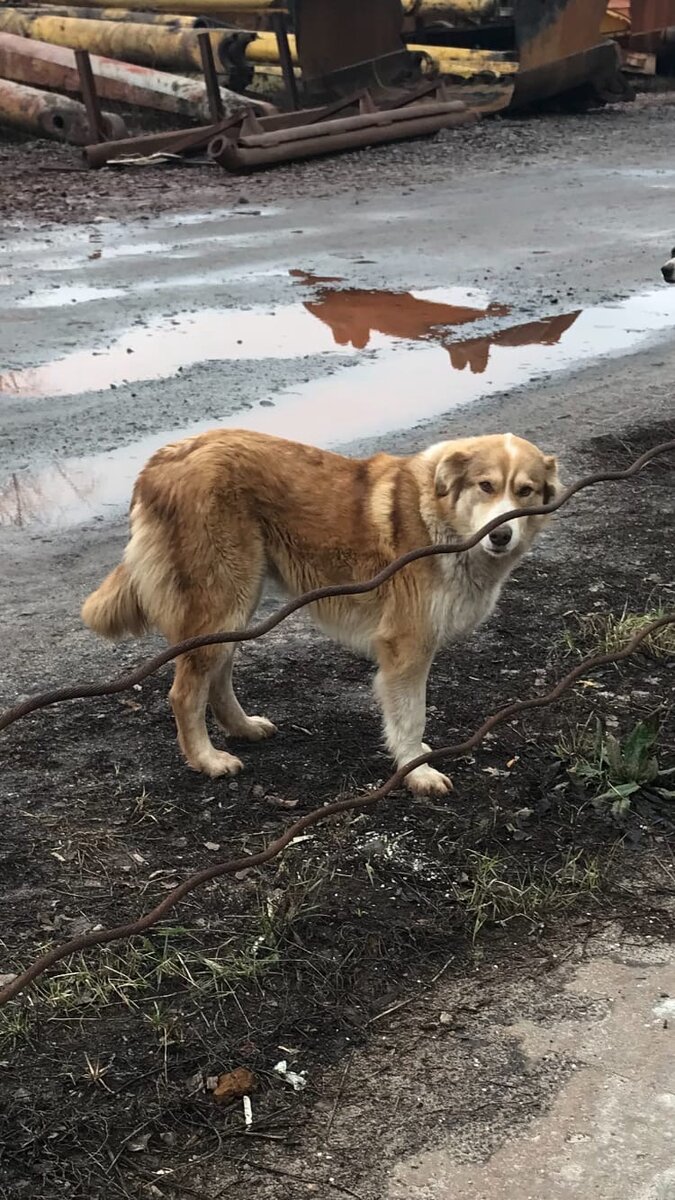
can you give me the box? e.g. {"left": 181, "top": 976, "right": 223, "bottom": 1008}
{"left": 234, "top": 715, "right": 278, "bottom": 742}
{"left": 192, "top": 750, "right": 244, "bottom": 778}
{"left": 404, "top": 763, "right": 453, "bottom": 797}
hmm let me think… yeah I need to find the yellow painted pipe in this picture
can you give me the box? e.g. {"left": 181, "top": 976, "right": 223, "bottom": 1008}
{"left": 15, "top": 6, "right": 203, "bottom": 26}
{"left": 245, "top": 31, "right": 517, "bottom": 82}
{"left": 410, "top": 44, "right": 518, "bottom": 77}
{"left": 35, "top": 0, "right": 278, "bottom": 11}
{"left": 245, "top": 29, "right": 297, "bottom": 64}
{"left": 0, "top": 10, "right": 225, "bottom": 72}
{"left": 402, "top": 0, "right": 502, "bottom": 15}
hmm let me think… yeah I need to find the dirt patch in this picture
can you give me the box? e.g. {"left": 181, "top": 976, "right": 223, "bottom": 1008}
{"left": 0, "top": 417, "right": 673, "bottom": 1199}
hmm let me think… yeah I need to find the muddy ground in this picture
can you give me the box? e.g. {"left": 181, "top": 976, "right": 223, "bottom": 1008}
{"left": 1, "top": 94, "right": 675, "bottom": 1199}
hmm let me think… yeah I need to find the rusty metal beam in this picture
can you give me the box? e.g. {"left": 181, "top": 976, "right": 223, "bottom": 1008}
{"left": 75, "top": 46, "right": 105, "bottom": 141}
{"left": 270, "top": 10, "right": 299, "bottom": 109}
{"left": 197, "top": 27, "right": 223, "bottom": 121}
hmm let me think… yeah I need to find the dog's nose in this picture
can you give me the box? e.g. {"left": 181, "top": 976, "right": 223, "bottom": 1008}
{"left": 489, "top": 525, "right": 512, "bottom": 549}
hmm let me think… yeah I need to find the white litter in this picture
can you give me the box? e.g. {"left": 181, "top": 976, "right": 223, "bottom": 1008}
{"left": 273, "top": 1059, "right": 308, "bottom": 1091}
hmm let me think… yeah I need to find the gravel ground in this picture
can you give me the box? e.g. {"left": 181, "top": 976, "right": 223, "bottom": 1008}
{"left": 2, "top": 93, "right": 675, "bottom": 226}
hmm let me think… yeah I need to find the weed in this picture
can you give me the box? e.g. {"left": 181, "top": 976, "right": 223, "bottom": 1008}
{"left": 557, "top": 715, "right": 675, "bottom": 814}
{"left": 456, "top": 849, "right": 603, "bottom": 940}
{"left": 563, "top": 606, "right": 675, "bottom": 660}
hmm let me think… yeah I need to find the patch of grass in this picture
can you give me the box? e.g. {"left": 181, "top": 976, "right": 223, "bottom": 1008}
{"left": 0, "top": 849, "right": 335, "bottom": 1051}
{"left": 556, "top": 715, "right": 675, "bottom": 814}
{"left": 0, "top": 923, "right": 282, "bottom": 1050}
{"left": 455, "top": 849, "right": 603, "bottom": 940}
{"left": 563, "top": 606, "right": 675, "bottom": 660}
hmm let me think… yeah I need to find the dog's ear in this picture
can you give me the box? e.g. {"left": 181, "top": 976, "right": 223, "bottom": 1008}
{"left": 434, "top": 450, "right": 470, "bottom": 499}
{"left": 542, "top": 454, "right": 559, "bottom": 505}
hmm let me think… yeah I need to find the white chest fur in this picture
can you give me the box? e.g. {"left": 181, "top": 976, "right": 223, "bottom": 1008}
{"left": 429, "top": 552, "right": 508, "bottom": 645}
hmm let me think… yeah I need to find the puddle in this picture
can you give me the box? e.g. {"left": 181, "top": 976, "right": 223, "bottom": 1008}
{"left": 0, "top": 285, "right": 501, "bottom": 399}
{"left": 14, "top": 267, "right": 297, "bottom": 312}
{"left": 18, "top": 284, "right": 126, "bottom": 309}
{"left": 3, "top": 285, "right": 675, "bottom": 530}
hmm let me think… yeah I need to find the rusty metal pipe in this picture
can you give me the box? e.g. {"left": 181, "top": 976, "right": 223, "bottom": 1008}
{"left": 238, "top": 98, "right": 467, "bottom": 147}
{"left": 12, "top": 7, "right": 206, "bottom": 26}
{"left": 0, "top": 31, "right": 259, "bottom": 119}
{"left": 0, "top": 74, "right": 125, "bottom": 142}
{"left": 82, "top": 116, "right": 232, "bottom": 166}
{"left": 0, "top": 10, "right": 226, "bottom": 74}
{"left": 209, "top": 107, "right": 476, "bottom": 172}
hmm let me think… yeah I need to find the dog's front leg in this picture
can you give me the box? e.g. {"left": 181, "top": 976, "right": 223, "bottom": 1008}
{"left": 373, "top": 637, "right": 452, "bottom": 797}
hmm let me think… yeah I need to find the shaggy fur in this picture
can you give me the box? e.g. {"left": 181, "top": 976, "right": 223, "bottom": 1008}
{"left": 82, "top": 429, "right": 559, "bottom": 795}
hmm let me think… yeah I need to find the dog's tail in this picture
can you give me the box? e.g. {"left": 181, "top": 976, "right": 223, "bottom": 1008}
{"left": 81, "top": 562, "right": 147, "bottom": 640}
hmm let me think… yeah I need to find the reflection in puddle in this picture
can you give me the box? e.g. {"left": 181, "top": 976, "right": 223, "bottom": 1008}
{"left": 0, "top": 462, "right": 98, "bottom": 528}
{"left": 0, "top": 285, "right": 501, "bottom": 399}
{"left": 447, "top": 311, "right": 581, "bottom": 374}
{"left": 303, "top": 288, "right": 509, "bottom": 350}
{"left": 4, "top": 286, "right": 675, "bottom": 530}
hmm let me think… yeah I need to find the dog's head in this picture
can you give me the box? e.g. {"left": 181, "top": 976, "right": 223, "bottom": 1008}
{"left": 430, "top": 433, "right": 559, "bottom": 562}
{"left": 662, "top": 248, "right": 675, "bottom": 283}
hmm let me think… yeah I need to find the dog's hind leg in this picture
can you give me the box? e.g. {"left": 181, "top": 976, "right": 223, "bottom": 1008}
{"left": 209, "top": 648, "right": 277, "bottom": 742}
{"left": 170, "top": 644, "right": 245, "bottom": 779}
{"left": 169, "top": 572, "right": 267, "bottom": 778}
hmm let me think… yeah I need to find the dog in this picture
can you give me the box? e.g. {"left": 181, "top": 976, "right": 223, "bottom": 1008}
{"left": 82, "top": 430, "right": 559, "bottom": 796}
{"left": 662, "top": 249, "right": 675, "bottom": 282}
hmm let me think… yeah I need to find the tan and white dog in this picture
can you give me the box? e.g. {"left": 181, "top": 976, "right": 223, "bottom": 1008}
{"left": 82, "top": 429, "right": 559, "bottom": 796}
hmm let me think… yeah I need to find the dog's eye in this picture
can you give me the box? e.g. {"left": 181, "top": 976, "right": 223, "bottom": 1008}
{"left": 479, "top": 481, "right": 494, "bottom": 494}
{"left": 517, "top": 485, "right": 533, "bottom": 498}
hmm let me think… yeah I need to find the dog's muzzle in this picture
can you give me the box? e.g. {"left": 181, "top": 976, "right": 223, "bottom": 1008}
{"left": 482, "top": 523, "right": 516, "bottom": 556}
